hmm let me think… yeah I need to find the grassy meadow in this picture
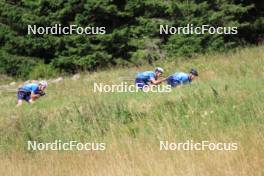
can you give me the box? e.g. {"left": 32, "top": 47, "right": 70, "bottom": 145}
{"left": 0, "top": 46, "right": 264, "bottom": 175}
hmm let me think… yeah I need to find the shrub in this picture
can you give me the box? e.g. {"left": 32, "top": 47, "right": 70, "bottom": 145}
{"left": 29, "top": 63, "right": 59, "bottom": 79}
{"left": 0, "top": 51, "right": 39, "bottom": 78}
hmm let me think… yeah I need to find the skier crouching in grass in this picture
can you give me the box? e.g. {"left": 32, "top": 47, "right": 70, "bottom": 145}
{"left": 166, "top": 69, "right": 198, "bottom": 87}
{"left": 16, "top": 81, "right": 47, "bottom": 106}
{"left": 135, "top": 67, "right": 167, "bottom": 91}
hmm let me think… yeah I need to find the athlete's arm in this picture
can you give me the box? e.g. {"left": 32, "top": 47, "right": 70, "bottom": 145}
{"left": 30, "top": 92, "right": 40, "bottom": 100}
{"left": 150, "top": 78, "right": 167, "bottom": 85}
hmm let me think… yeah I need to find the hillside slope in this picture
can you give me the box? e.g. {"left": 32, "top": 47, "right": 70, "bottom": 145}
{"left": 0, "top": 46, "right": 264, "bottom": 176}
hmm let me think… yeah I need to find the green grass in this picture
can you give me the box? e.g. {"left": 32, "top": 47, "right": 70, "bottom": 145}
{"left": 0, "top": 46, "right": 263, "bottom": 175}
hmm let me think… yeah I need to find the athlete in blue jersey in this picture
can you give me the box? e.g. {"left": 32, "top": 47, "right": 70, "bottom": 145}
{"left": 167, "top": 69, "right": 198, "bottom": 87}
{"left": 17, "top": 80, "right": 48, "bottom": 106}
{"left": 135, "top": 67, "right": 166, "bottom": 89}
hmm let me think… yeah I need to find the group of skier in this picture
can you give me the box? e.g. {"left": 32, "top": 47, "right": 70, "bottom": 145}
{"left": 16, "top": 67, "right": 198, "bottom": 106}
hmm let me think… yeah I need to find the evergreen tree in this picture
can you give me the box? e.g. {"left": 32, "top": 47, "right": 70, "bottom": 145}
{"left": 0, "top": 0, "right": 262, "bottom": 78}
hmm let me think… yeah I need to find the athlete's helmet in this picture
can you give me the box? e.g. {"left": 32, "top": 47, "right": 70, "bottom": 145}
{"left": 39, "top": 80, "right": 48, "bottom": 88}
{"left": 155, "top": 67, "right": 164, "bottom": 73}
{"left": 190, "top": 69, "right": 198, "bottom": 76}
